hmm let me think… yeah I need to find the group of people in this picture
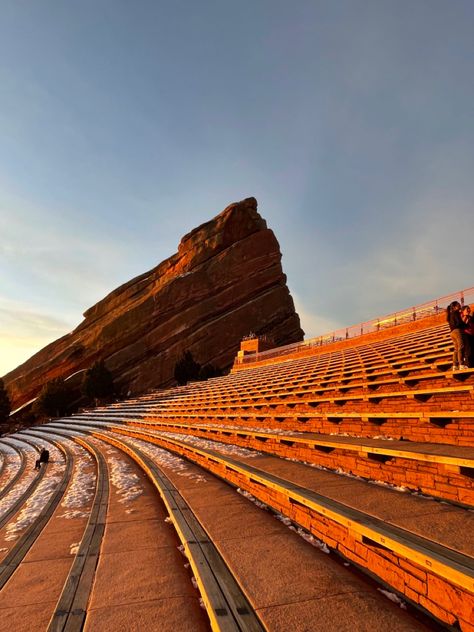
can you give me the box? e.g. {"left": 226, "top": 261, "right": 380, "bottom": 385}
{"left": 447, "top": 301, "right": 474, "bottom": 370}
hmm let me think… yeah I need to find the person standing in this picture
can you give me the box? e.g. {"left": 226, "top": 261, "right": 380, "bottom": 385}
{"left": 446, "top": 301, "right": 467, "bottom": 371}
{"left": 461, "top": 305, "right": 474, "bottom": 368}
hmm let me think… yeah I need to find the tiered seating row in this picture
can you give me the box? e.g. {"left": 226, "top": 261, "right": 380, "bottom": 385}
{"left": 84, "top": 404, "right": 474, "bottom": 447}
{"left": 1, "top": 317, "right": 473, "bottom": 630}
{"left": 47, "top": 432, "right": 109, "bottom": 631}
{"left": 88, "top": 416, "right": 474, "bottom": 505}
{"left": 94, "top": 324, "right": 474, "bottom": 447}
{"left": 0, "top": 440, "right": 27, "bottom": 501}
{"left": 1, "top": 426, "right": 437, "bottom": 631}
{"left": 0, "top": 435, "right": 72, "bottom": 590}
{"left": 38, "top": 427, "right": 263, "bottom": 632}
{"left": 51, "top": 421, "right": 473, "bottom": 631}
{"left": 94, "top": 431, "right": 265, "bottom": 631}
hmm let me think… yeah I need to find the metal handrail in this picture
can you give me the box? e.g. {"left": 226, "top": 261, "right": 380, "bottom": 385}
{"left": 239, "top": 286, "right": 474, "bottom": 364}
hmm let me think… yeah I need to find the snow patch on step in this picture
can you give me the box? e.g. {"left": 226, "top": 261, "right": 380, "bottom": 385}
{"left": 377, "top": 588, "right": 407, "bottom": 609}
{"left": 5, "top": 462, "right": 63, "bottom": 540}
{"left": 237, "top": 488, "right": 330, "bottom": 553}
{"left": 158, "top": 431, "right": 261, "bottom": 459}
{"left": 125, "top": 436, "right": 207, "bottom": 483}
{"left": 108, "top": 455, "right": 143, "bottom": 504}
{"left": 70, "top": 542, "right": 80, "bottom": 555}
{"left": 58, "top": 452, "right": 95, "bottom": 519}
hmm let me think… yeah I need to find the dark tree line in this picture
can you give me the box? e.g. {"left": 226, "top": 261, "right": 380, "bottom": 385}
{"left": 0, "top": 378, "right": 11, "bottom": 424}
{"left": 3, "top": 351, "right": 221, "bottom": 427}
{"left": 174, "top": 351, "right": 223, "bottom": 385}
{"left": 82, "top": 360, "right": 115, "bottom": 405}
{"left": 33, "top": 377, "right": 71, "bottom": 418}
{"left": 32, "top": 360, "right": 115, "bottom": 418}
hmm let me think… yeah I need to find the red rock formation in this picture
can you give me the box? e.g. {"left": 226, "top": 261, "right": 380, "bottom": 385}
{"left": 4, "top": 197, "right": 304, "bottom": 410}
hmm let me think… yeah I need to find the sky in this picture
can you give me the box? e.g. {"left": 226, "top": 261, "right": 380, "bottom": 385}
{"left": 1, "top": 0, "right": 474, "bottom": 377}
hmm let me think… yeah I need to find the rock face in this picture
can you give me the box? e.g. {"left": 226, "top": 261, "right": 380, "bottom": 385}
{"left": 5, "top": 197, "right": 304, "bottom": 410}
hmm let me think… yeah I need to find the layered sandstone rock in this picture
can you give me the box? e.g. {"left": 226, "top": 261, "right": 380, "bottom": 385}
{"left": 5, "top": 197, "right": 304, "bottom": 410}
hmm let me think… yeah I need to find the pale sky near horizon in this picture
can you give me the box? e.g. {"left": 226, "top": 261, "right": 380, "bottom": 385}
{"left": 1, "top": 1, "right": 474, "bottom": 377}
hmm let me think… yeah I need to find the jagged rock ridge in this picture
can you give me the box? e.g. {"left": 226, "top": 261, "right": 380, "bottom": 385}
{"left": 5, "top": 197, "right": 304, "bottom": 410}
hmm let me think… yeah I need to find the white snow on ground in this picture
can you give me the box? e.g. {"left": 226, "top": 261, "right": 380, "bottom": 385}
{"left": 335, "top": 467, "right": 365, "bottom": 481}
{"left": 0, "top": 442, "right": 25, "bottom": 489}
{"left": 0, "top": 449, "right": 39, "bottom": 519}
{"left": 5, "top": 462, "right": 63, "bottom": 541}
{"left": 63, "top": 420, "right": 115, "bottom": 430}
{"left": 177, "top": 544, "right": 207, "bottom": 603}
{"left": 109, "top": 457, "right": 143, "bottom": 503}
{"left": 38, "top": 432, "right": 93, "bottom": 461}
{"left": 157, "top": 431, "right": 262, "bottom": 459}
{"left": 411, "top": 491, "right": 435, "bottom": 500}
{"left": 377, "top": 588, "right": 407, "bottom": 609}
{"left": 3, "top": 436, "right": 36, "bottom": 450}
{"left": 126, "top": 436, "right": 207, "bottom": 483}
{"left": 369, "top": 479, "right": 408, "bottom": 493}
{"left": 0, "top": 441, "right": 22, "bottom": 455}
{"left": 2, "top": 437, "right": 36, "bottom": 468}
{"left": 214, "top": 423, "right": 302, "bottom": 435}
{"left": 329, "top": 432, "right": 395, "bottom": 441}
{"left": 57, "top": 441, "right": 96, "bottom": 519}
{"left": 237, "top": 488, "right": 330, "bottom": 553}
{"left": 287, "top": 524, "right": 331, "bottom": 554}
{"left": 87, "top": 439, "right": 143, "bottom": 504}
{"left": 42, "top": 426, "right": 101, "bottom": 443}
{"left": 287, "top": 457, "right": 415, "bottom": 497}
{"left": 158, "top": 422, "right": 305, "bottom": 437}
{"left": 237, "top": 489, "right": 269, "bottom": 510}
{"left": 0, "top": 438, "right": 46, "bottom": 517}
{"left": 0, "top": 462, "right": 21, "bottom": 489}
{"left": 0, "top": 435, "right": 26, "bottom": 461}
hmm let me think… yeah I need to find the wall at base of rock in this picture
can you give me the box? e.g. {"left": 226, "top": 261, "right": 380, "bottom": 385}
{"left": 4, "top": 197, "right": 304, "bottom": 410}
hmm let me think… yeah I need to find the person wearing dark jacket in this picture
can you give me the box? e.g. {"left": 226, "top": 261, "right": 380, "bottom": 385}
{"left": 447, "top": 301, "right": 467, "bottom": 371}
{"left": 461, "top": 305, "right": 474, "bottom": 368}
{"left": 35, "top": 448, "right": 50, "bottom": 470}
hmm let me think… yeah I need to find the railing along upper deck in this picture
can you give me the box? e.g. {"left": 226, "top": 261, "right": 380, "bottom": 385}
{"left": 239, "top": 286, "right": 474, "bottom": 365}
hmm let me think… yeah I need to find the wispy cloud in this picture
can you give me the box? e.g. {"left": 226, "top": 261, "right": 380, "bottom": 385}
{"left": 338, "top": 163, "right": 474, "bottom": 314}
{"left": 1, "top": 2, "right": 474, "bottom": 376}
{"left": 0, "top": 302, "right": 72, "bottom": 335}
{"left": 287, "top": 134, "right": 474, "bottom": 329}
{"left": 0, "top": 182, "right": 136, "bottom": 307}
{"left": 0, "top": 298, "right": 74, "bottom": 376}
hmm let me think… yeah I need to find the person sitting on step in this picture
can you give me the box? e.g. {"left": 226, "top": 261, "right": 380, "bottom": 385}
{"left": 35, "top": 447, "right": 50, "bottom": 470}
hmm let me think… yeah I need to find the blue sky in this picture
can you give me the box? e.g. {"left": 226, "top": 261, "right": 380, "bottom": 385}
{"left": 1, "top": 1, "right": 474, "bottom": 376}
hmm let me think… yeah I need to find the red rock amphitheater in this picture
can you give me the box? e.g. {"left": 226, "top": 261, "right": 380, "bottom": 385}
{"left": 0, "top": 290, "right": 473, "bottom": 631}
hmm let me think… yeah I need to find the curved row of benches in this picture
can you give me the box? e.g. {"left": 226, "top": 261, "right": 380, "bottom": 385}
{"left": 0, "top": 423, "right": 446, "bottom": 631}
{"left": 0, "top": 318, "right": 473, "bottom": 630}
